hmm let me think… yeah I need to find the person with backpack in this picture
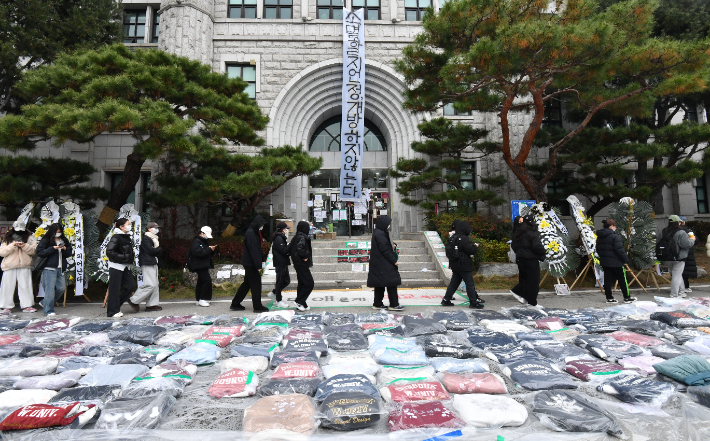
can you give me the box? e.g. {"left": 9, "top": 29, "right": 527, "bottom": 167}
{"left": 106, "top": 218, "right": 136, "bottom": 318}
{"left": 267, "top": 222, "right": 291, "bottom": 309}
{"left": 127, "top": 222, "right": 163, "bottom": 312}
{"left": 189, "top": 226, "right": 216, "bottom": 307}
{"left": 35, "top": 223, "right": 73, "bottom": 316}
{"left": 367, "top": 215, "right": 403, "bottom": 311}
{"left": 231, "top": 216, "right": 269, "bottom": 312}
{"left": 510, "top": 215, "right": 546, "bottom": 309}
{"left": 596, "top": 219, "right": 635, "bottom": 304}
{"left": 657, "top": 215, "right": 694, "bottom": 298}
{"left": 290, "top": 221, "right": 314, "bottom": 311}
{"left": 680, "top": 217, "right": 697, "bottom": 293}
{"left": 442, "top": 220, "right": 484, "bottom": 309}
{"left": 0, "top": 222, "right": 37, "bottom": 313}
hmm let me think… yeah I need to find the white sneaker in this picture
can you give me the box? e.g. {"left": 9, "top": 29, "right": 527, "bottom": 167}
{"left": 294, "top": 303, "right": 308, "bottom": 312}
{"left": 532, "top": 304, "right": 544, "bottom": 311}
{"left": 275, "top": 301, "right": 289, "bottom": 308}
{"left": 46, "top": 312, "right": 56, "bottom": 317}
{"left": 111, "top": 312, "right": 124, "bottom": 318}
{"left": 686, "top": 288, "right": 693, "bottom": 293}
{"left": 267, "top": 291, "right": 276, "bottom": 302}
{"left": 680, "top": 291, "right": 687, "bottom": 298}
{"left": 22, "top": 307, "right": 37, "bottom": 313}
{"left": 510, "top": 290, "right": 526, "bottom": 304}
{"left": 197, "top": 300, "right": 210, "bottom": 307}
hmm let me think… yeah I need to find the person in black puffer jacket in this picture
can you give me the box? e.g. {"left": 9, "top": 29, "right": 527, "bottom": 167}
{"left": 596, "top": 219, "right": 634, "bottom": 304}
{"left": 268, "top": 222, "right": 291, "bottom": 308}
{"left": 290, "top": 220, "right": 314, "bottom": 311}
{"left": 442, "top": 221, "right": 484, "bottom": 309}
{"left": 681, "top": 219, "right": 697, "bottom": 293}
{"left": 367, "top": 215, "right": 402, "bottom": 311}
{"left": 35, "top": 223, "right": 73, "bottom": 316}
{"left": 511, "top": 215, "right": 546, "bottom": 309}
{"left": 231, "top": 216, "right": 268, "bottom": 312}
{"left": 189, "top": 226, "right": 216, "bottom": 307}
{"left": 105, "top": 218, "right": 136, "bottom": 318}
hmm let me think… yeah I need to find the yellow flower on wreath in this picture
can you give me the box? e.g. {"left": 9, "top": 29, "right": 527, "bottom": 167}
{"left": 546, "top": 240, "right": 560, "bottom": 252}
{"left": 64, "top": 227, "right": 76, "bottom": 237}
{"left": 34, "top": 227, "right": 46, "bottom": 238}
{"left": 539, "top": 220, "right": 551, "bottom": 229}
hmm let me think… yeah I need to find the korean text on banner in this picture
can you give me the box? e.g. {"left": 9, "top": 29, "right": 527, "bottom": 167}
{"left": 74, "top": 214, "right": 85, "bottom": 296}
{"left": 340, "top": 8, "right": 365, "bottom": 201}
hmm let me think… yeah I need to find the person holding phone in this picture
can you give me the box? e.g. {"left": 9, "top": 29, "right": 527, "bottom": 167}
{"left": 106, "top": 218, "right": 136, "bottom": 318}
{"left": 0, "top": 221, "right": 37, "bottom": 313}
{"left": 35, "top": 223, "right": 73, "bottom": 316}
{"left": 190, "top": 226, "right": 216, "bottom": 307}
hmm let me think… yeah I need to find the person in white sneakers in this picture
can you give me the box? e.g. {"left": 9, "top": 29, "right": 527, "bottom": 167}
{"left": 35, "top": 223, "right": 73, "bottom": 316}
{"left": 0, "top": 221, "right": 37, "bottom": 313}
{"left": 189, "top": 226, "right": 216, "bottom": 307}
{"left": 268, "top": 222, "right": 291, "bottom": 309}
{"left": 127, "top": 222, "right": 163, "bottom": 312}
{"left": 106, "top": 218, "right": 137, "bottom": 318}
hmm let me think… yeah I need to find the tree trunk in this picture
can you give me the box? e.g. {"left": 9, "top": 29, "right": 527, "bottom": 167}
{"left": 223, "top": 197, "right": 260, "bottom": 237}
{"left": 96, "top": 151, "right": 146, "bottom": 234}
{"left": 587, "top": 197, "right": 615, "bottom": 217}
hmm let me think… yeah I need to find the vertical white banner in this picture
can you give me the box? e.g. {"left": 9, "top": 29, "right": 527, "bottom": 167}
{"left": 133, "top": 214, "right": 144, "bottom": 287}
{"left": 340, "top": 8, "right": 365, "bottom": 201}
{"left": 74, "top": 214, "right": 85, "bottom": 296}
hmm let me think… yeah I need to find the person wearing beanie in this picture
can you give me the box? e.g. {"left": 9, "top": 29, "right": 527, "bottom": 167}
{"left": 290, "top": 220, "right": 314, "bottom": 311}
{"left": 658, "top": 215, "right": 694, "bottom": 298}
{"left": 510, "top": 214, "right": 546, "bottom": 309}
{"left": 268, "top": 222, "right": 291, "bottom": 309}
{"left": 127, "top": 222, "right": 163, "bottom": 312}
{"left": 189, "top": 226, "right": 216, "bottom": 307}
{"left": 595, "top": 218, "right": 635, "bottom": 304}
{"left": 231, "top": 216, "right": 269, "bottom": 312}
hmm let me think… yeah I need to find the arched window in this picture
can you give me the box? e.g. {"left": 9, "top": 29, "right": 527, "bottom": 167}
{"left": 309, "top": 116, "right": 387, "bottom": 152}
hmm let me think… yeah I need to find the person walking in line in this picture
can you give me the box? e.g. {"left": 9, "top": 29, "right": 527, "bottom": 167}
{"left": 290, "top": 221, "right": 314, "bottom": 311}
{"left": 0, "top": 222, "right": 38, "bottom": 313}
{"left": 190, "top": 226, "right": 216, "bottom": 307}
{"left": 680, "top": 217, "right": 697, "bottom": 293}
{"left": 127, "top": 222, "right": 163, "bottom": 312}
{"left": 367, "top": 215, "right": 403, "bottom": 312}
{"left": 658, "top": 215, "right": 694, "bottom": 298}
{"left": 106, "top": 218, "right": 137, "bottom": 318}
{"left": 442, "top": 221, "right": 484, "bottom": 309}
{"left": 510, "top": 215, "right": 546, "bottom": 309}
{"left": 596, "top": 219, "right": 636, "bottom": 304}
{"left": 35, "top": 223, "right": 73, "bottom": 316}
{"left": 231, "top": 216, "right": 269, "bottom": 312}
{"left": 268, "top": 222, "right": 291, "bottom": 309}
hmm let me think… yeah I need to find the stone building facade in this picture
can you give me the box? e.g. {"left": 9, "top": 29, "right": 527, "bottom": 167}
{"left": 1, "top": 0, "right": 708, "bottom": 235}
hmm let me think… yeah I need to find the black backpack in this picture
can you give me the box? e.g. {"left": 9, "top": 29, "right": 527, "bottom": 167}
{"left": 445, "top": 234, "right": 462, "bottom": 260}
{"left": 656, "top": 231, "right": 680, "bottom": 261}
{"left": 185, "top": 248, "right": 194, "bottom": 272}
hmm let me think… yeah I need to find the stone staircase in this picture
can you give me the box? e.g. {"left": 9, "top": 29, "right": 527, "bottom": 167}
{"left": 264, "top": 236, "right": 445, "bottom": 290}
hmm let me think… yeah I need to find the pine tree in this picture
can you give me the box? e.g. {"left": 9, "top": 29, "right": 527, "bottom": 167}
{"left": 395, "top": 0, "right": 709, "bottom": 202}
{"left": 149, "top": 145, "right": 322, "bottom": 236}
{"left": 0, "top": 44, "right": 269, "bottom": 233}
{"left": 389, "top": 117, "right": 505, "bottom": 213}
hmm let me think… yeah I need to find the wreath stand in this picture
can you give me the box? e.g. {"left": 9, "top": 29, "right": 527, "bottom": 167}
{"left": 634, "top": 266, "right": 670, "bottom": 291}
{"left": 612, "top": 264, "right": 648, "bottom": 293}
{"left": 539, "top": 272, "right": 568, "bottom": 287}
{"left": 60, "top": 287, "right": 92, "bottom": 308}
{"left": 569, "top": 256, "right": 604, "bottom": 293}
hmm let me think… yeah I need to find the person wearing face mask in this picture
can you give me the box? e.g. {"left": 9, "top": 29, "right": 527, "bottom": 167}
{"left": 127, "top": 222, "right": 163, "bottom": 312}
{"left": 510, "top": 214, "right": 546, "bottom": 310}
{"left": 367, "top": 215, "right": 403, "bottom": 311}
{"left": 35, "top": 224, "right": 73, "bottom": 316}
{"left": 268, "top": 222, "right": 291, "bottom": 309}
{"left": 0, "top": 222, "right": 38, "bottom": 313}
{"left": 289, "top": 220, "right": 314, "bottom": 312}
{"left": 105, "top": 218, "right": 137, "bottom": 318}
{"left": 231, "top": 215, "right": 269, "bottom": 312}
{"left": 189, "top": 226, "right": 216, "bottom": 307}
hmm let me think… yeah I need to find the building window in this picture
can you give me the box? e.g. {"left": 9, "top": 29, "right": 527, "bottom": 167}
{"left": 352, "top": 0, "right": 380, "bottom": 20}
{"left": 151, "top": 13, "right": 160, "bottom": 43}
{"left": 309, "top": 116, "right": 387, "bottom": 152}
{"left": 697, "top": 174, "right": 709, "bottom": 214}
{"left": 229, "top": 0, "right": 257, "bottom": 18}
{"left": 447, "top": 162, "right": 476, "bottom": 211}
{"left": 542, "top": 97, "right": 563, "bottom": 128}
{"left": 226, "top": 64, "right": 256, "bottom": 99}
{"left": 110, "top": 173, "right": 136, "bottom": 206}
{"left": 309, "top": 169, "right": 388, "bottom": 188}
{"left": 123, "top": 10, "right": 146, "bottom": 43}
{"left": 264, "top": 0, "right": 293, "bottom": 18}
{"left": 443, "top": 103, "right": 471, "bottom": 116}
{"left": 405, "top": 0, "right": 430, "bottom": 21}
{"left": 546, "top": 177, "right": 570, "bottom": 215}
{"left": 687, "top": 102, "right": 699, "bottom": 123}
{"left": 318, "top": 0, "right": 344, "bottom": 19}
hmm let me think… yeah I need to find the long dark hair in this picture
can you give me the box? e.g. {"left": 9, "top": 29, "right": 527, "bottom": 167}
{"left": 114, "top": 218, "right": 130, "bottom": 230}
{"left": 43, "top": 223, "right": 67, "bottom": 244}
{"left": 3, "top": 228, "right": 30, "bottom": 245}
{"left": 513, "top": 220, "right": 531, "bottom": 243}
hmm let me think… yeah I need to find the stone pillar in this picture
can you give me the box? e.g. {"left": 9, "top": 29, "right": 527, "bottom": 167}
{"left": 158, "top": 0, "right": 214, "bottom": 66}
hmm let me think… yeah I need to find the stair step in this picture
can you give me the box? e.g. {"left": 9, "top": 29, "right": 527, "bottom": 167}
{"left": 263, "top": 279, "right": 445, "bottom": 290}
{"left": 311, "top": 240, "right": 425, "bottom": 249}
{"left": 285, "top": 262, "right": 436, "bottom": 272}
{"left": 290, "top": 270, "right": 440, "bottom": 281}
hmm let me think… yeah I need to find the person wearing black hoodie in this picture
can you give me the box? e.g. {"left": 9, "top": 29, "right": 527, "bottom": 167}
{"left": 35, "top": 223, "right": 73, "bottom": 316}
{"left": 290, "top": 220, "right": 314, "bottom": 311}
{"left": 189, "top": 226, "right": 216, "bottom": 307}
{"left": 442, "top": 221, "right": 484, "bottom": 309}
{"left": 510, "top": 215, "right": 546, "bottom": 309}
{"left": 367, "top": 215, "right": 402, "bottom": 311}
{"left": 596, "top": 218, "right": 635, "bottom": 304}
{"left": 268, "top": 222, "right": 291, "bottom": 308}
{"left": 105, "top": 218, "right": 136, "bottom": 318}
{"left": 231, "top": 215, "right": 268, "bottom": 312}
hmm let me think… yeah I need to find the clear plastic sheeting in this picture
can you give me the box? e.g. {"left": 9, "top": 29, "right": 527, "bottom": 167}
{"left": 80, "top": 341, "right": 143, "bottom": 357}
{"left": 48, "top": 385, "right": 122, "bottom": 406}
{"left": 2, "top": 357, "right": 59, "bottom": 377}
{"left": 220, "top": 356, "right": 268, "bottom": 374}
{"left": 122, "top": 377, "right": 186, "bottom": 399}
{"left": 243, "top": 394, "right": 318, "bottom": 434}
{"left": 13, "top": 371, "right": 81, "bottom": 391}
{"left": 270, "top": 351, "right": 319, "bottom": 369}
{"left": 318, "top": 392, "right": 382, "bottom": 431}
{"left": 529, "top": 390, "right": 625, "bottom": 438}
{"left": 440, "top": 372, "right": 507, "bottom": 394}
{"left": 377, "top": 365, "right": 435, "bottom": 386}
{"left": 108, "top": 325, "right": 168, "bottom": 346}
{"left": 388, "top": 400, "right": 465, "bottom": 432}
{"left": 502, "top": 360, "right": 578, "bottom": 390}
{"left": 429, "top": 357, "right": 489, "bottom": 373}
{"left": 452, "top": 394, "right": 528, "bottom": 428}
{"left": 0, "top": 344, "right": 44, "bottom": 358}
{"left": 258, "top": 378, "right": 321, "bottom": 397}
{"left": 597, "top": 374, "right": 676, "bottom": 407}
{"left": 315, "top": 374, "right": 380, "bottom": 400}
{"left": 168, "top": 342, "right": 221, "bottom": 365}
{"left": 0, "top": 390, "right": 57, "bottom": 410}
{"left": 78, "top": 364, "right": 149, "bottom": 388}
{"left": 94, "top": 392, "right": 175, "bottom": 430}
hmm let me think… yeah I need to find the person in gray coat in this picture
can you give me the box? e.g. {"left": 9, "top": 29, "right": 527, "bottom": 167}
{"left": 660, "top": 215, "right": 695, "bottom": 298}
{"left": 127, "top": 222, "right": 163, "bottom": 312}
